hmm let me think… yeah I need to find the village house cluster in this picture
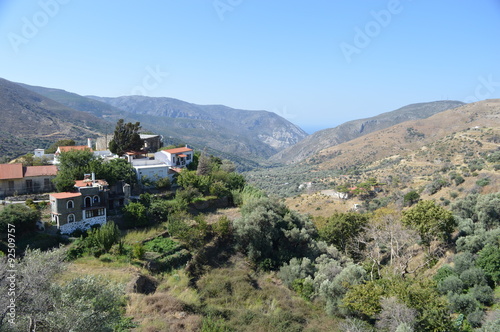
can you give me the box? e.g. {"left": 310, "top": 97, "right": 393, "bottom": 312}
{"left": 0, "top": 134, "right": 194, "bottom": 234}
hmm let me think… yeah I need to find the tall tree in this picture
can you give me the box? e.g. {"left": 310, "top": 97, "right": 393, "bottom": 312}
{"left": 108, "top": 119, "right": 142, "bottom": 156}
{"left": 52, "top": 149, "right": 96, "bottom": 192}
{"left": 402, "top": 200, "right": 456, "bottom": 245}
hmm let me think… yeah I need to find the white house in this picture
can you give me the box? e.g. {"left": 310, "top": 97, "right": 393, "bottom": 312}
{"left": 154, "top": 146, "right": 194, "bottom": 168}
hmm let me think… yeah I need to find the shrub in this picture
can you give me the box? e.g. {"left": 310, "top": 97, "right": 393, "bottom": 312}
{"left": 155, "top": 177, "right": 171, "bottom": 190}
{"left": 123, "top": 202, "right": 148, "bottom": 227}
{"left": 434, "top": 265, "right": 457, "bottom": 283}
{"left": 437, "top": 275, "right": 463, "bottom": 295}
{"left": 466, "top": 309, "right": 484, "bottom": 328}
{"left": 0, "top": 203, "right": 40, "bottom": 235}
{"left": 476, "top": 243, "right": 500, "bottom": 284}
{"left": 469, "top": 284, "right": 494, "bottom": 305}
{"left": 234, "top": 198, "right": 318, "bottom": 268}
{"left": 448, "top": 293, "right": 479, "bottom": 316}
{"left": 132, "top": 243, "right": 145, "bottom": 259}
{"left": 316, "top": 212, "right": 369, "bottom": 254}
{"left": 143, "top": 237, "right": 180, "bottom": 255}
{"left": 453, "top": 252, "right": 475, "bottom": 274}
{"left": 476, "top": 178, "right": 490, "bottom": 187}
{"left": 460, "top": 268, "right": 487, "bottom": 288}
{"left": 278, "top": 257, "right": 314, "bottom": 287}
{"left": 401, "top": 200, "right": 456, "bottom": 245}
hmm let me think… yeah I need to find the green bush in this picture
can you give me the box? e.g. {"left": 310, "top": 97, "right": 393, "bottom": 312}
{"left": 132, "top": 243, "right": 145, "bottom": 259}
{"left": 437, "top": 275, "right": 463, "bottom": 295}
{"left": 67, "top": 222, "right": 121, "bottom": 259}
{"left": 469, "top": 284, "right": 494, "bottom": 305}
{"left": 476, "top": 243, "right": 500, "bottom": 284}
{"left": 123, "top": 202, "right": 148, "bottom": 227}
{"left": 143, "top": 237, "right": 180, "bottom": 255}
{"left": 434, "top": 265, "right": 457, "bottom": 283}
{"left": 466, "top": 309, "right": 485, "bottom": 328}
{"left": 0, "top": 203, "right": 40, "bottom": 235}
{"left": 460, "top": 268, "right": 487, "bottom": 288}
{"left": 448, "top": 293, "right": 479, "bottom": 316}
{"left": 454, "top": 252, "right": 475, "bottom": 274}
{"left": 476, "top": 178, "right": 490, "bottom": 187}
{"left": 233, "top": 198, "right": 318, "bottom": 268}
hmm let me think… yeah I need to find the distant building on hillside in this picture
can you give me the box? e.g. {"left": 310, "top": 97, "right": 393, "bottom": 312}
{"left": 140, "top": 134, "right": 162, "bottom": 152}
{"left": 95, "top": 133, "right": 162, "bottom": 153}
{"left": 0, "top": 163, "right": 58, "bottom": 198}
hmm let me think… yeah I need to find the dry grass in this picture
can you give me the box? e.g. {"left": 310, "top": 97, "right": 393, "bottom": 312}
{"left": 123, "top": 224, "right": 169, "bottom": 245}
{"left": 127, "top": 292, "right": 202, "bottom": 332}
{"left": 286, "top": 193, "right": 361, "bottom": 217}
{"left": 57, "top": 255, "right": 142, "bottom": 285}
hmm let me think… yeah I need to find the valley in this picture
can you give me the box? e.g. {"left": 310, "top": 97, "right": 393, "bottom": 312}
{"left": 1, "top": 78, "right": 499, "bottom": 331}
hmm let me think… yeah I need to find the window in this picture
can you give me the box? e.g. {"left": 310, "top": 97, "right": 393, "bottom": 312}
{"left": 93, "top": 195, "right": 100, "bottom": 204}
{"left": 85, "top": 196, "right": 92, "bottom": 207}
{"left": 8, "top": 181, "right": 14, "bottom": 191}
{"left": 186, "top": 154, "right": 191, "bottom": 160}
{"left": 67, "top": 214, "right": 75, "bottom": 223}
{"left": 44, "top": 178, "right": 50, "bottom": 188}
{"left": 85, "top": 209, "right": 105, "bottom": 218}
{"left": 26, "top": 179, "right": 33, "bottom": 191}
{"left": 67, "top": 200, "right": 74, "bottom": 209}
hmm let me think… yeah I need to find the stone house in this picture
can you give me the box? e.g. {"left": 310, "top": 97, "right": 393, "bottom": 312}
{"left": 0, "top": 163, "right": 58, "bottom": 198}
{"left": 49, "top": 176, "right": 108, "bottom": 234}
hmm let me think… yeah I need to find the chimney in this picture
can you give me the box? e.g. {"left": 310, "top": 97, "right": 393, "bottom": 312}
{"left": 87, "top": 138, "right": 92, "bottom": 149}
{"left": 91, "top": 172, "right": 96, "bottom": 183}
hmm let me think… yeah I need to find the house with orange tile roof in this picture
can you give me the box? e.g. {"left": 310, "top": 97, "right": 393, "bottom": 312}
{"left": 49, "top": 174, "right": 109, "bottom": 234}
{"left": 155, "top": 146, "right": 194, "bottom": 168}
{"left": 54, "top": 145, "right": 93, "bottom": 164}
{"left": 0, "top": 163, "right": 58, "bottom": 198}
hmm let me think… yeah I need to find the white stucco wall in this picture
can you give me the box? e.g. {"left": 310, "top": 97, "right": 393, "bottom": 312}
{"left": 59, "top": 216, "right": 107, "bottom": 235}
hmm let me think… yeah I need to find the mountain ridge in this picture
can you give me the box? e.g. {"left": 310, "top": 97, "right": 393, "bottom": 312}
{"left": 272, "top": 100, "right": 465, "bottom": 164}
{"left": 16, "top": 82, "right": 307, "bottom": 165}
{"left": 0, "top": 78, "right": 109, "bottom": 160}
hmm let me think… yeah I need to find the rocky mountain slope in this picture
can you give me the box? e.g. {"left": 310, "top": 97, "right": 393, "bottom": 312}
{"left": 0, "top": 78, "right": 109, "bottom": 160}
{"left": 89, "top": 95, "right": 308, "bottom": 156}
{"left": 312, "top": 99, "right": 500, "bottom": 171}
{"left": 18, "top": 82, "right": 308, "bottom": 164}
{"left": 272, "top": 100, "right": 465, "bottom": 164}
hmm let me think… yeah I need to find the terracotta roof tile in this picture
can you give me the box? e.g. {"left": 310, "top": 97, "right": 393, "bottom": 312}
{"left": 161, "top": 147, "right": 193, "bottom": 154}
{"left": 0, "top": 163, "right": 24, "bottom": 180}
{"left": 50, "top": 192, "right": 81, "bottom": 199}
{"left": 74, "top": 179, "right": 108, "bottom": 187}
{"left": 57, "top": 146, "right": 93, "bottom": 153}
{"left": 24, "top": 165, "right": 58, "bottom": 177}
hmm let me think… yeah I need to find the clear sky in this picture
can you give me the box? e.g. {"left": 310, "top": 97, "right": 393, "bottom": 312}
{"left": 1, "top": 0, "right": 500, "bottom": 133}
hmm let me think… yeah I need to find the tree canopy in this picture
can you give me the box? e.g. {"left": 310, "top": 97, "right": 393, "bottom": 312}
{"left": 108, "top": 119, "right": 142, "bottom": 156}
{"left": 402, "top": 200, "right": 456, "bottom": 245}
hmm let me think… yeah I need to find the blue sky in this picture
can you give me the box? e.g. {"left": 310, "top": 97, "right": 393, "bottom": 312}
{"left": 1, "top": 0, "right": 500, "bottom": 133}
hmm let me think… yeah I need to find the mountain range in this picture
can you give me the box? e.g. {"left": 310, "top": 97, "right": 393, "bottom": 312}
{"left": 0, "top": 78, "right": 109, "bottom": 160}
{"left": 312, "top": 99, "right": 500, "bottom": 171}
{"left": 272, "top": 100, "right": 465, "bottom": 164}
{"left": 16, "top": 81, "right": 307, "bottom": 167}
